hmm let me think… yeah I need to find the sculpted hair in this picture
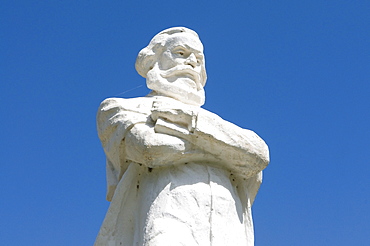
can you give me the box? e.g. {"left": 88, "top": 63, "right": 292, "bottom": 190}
{"left": 135, "top": 27, "right": 200, "bottom": 78}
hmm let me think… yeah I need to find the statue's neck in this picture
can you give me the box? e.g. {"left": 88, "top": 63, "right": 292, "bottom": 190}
{"left": 146, "top": 91, "right": 201, "bottom": 107}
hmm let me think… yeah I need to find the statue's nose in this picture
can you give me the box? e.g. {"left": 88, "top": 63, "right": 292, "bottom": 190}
{"left": 185, "top": 53, "right": 197, "bottom": 68}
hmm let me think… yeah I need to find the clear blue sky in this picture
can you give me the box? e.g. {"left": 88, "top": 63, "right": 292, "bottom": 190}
{"left": 1, "top": 1, "right": 369, "bottom": 245}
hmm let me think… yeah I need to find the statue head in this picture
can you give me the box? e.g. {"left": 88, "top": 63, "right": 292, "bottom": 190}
{"left": 135, "top": 27, "right": 207, "bottom": 106}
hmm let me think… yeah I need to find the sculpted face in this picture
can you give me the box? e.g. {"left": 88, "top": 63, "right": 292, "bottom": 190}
{"left": 158, "top": 34, "right": 205, "bottom": 91}
{"left": 146, "top": 31, "right": 207, "bottom": 106}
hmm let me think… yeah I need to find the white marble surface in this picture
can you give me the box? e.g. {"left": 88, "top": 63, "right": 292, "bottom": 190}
{"left": 95, "top": 27, "right": 269, "bottom": 246}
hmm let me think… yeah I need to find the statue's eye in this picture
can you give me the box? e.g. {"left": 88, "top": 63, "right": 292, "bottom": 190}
{"left": 173, "top": 48, "right": 186, "bottom": 56}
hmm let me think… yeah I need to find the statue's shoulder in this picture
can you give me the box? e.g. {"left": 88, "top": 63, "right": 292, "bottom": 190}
{"left": 198, "top": 107, "right": 223, "bottom": 121}
{"left": 99, "top": 97, "right": 153, "bottom": 113}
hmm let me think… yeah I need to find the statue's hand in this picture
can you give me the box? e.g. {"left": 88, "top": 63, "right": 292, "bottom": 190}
{"left": 151, "top": 99, "right": 197, "bottom": 129}
{"left": 151, "top": 98, "right": 198, "bottom": 136}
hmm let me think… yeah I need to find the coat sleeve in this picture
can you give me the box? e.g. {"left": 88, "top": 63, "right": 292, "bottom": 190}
{"left": 97, "top": 97, "right": 149, "bottom": 201}
{"left": 194, "top": 109, "right": 269, "bottom": 206}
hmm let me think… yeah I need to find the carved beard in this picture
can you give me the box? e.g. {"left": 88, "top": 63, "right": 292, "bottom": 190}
{"left": 146, "top": 63, "right": 205, "bottom": 106}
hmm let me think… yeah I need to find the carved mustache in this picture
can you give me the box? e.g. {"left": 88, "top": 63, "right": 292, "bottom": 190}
{"left": 160, "top": 65, "right": 202, "bottom": 90}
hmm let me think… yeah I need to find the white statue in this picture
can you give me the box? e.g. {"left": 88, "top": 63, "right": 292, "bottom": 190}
{"left": 95, "top": 27, "right": 269, "bottom": 246}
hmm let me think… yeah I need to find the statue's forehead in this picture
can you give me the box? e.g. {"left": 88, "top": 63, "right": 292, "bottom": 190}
{"left": 165, "top": 34, "right": 204, "bottom": 53}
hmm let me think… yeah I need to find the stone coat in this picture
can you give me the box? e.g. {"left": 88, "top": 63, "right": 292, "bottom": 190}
{"left": 94, "top": 95, "right": 269, "bottom": 246}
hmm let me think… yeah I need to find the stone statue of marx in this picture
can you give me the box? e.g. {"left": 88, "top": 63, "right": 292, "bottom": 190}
{"left": 95, "top": 27, "right": 269, "bottom": 246}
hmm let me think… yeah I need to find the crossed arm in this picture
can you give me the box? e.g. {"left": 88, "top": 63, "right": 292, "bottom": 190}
{"left": 123, "top": 97, "right": 269, "bottom": 178}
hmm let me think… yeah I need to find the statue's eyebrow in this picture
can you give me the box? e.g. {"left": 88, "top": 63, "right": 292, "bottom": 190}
{"left": 172, "top": 45, "right": 186, "bottom": 51}
{"left": 173, "top": 45, "right": 202, "bottom": 53}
